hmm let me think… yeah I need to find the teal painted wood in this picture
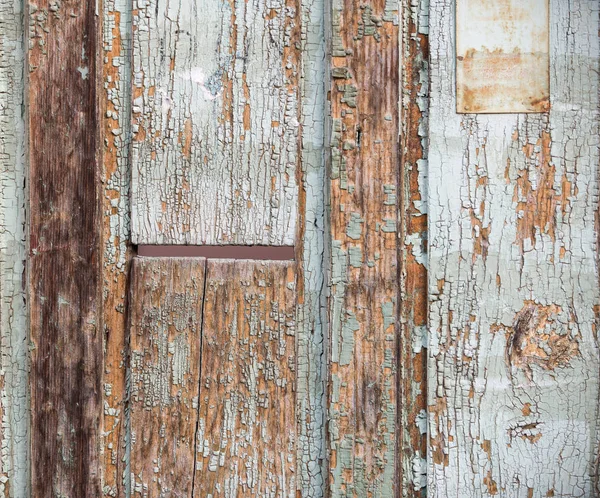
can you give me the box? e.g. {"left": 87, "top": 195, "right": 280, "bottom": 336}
{"left": 429, "top": 1, "right": 600, "bottom": 496}
{"left": 130, "top": 0, "right": 300, "bottom": 245}
{"left": 0, "top": 0, "right": 28, "bottom": 495}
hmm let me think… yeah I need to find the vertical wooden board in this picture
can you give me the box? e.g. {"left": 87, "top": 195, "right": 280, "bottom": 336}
{"left": 27, "top": 0, "right": 102, "bottom": 496}
{"left": 328, "top": 0, "right": 399, "bottom": 493}
{"left": 131, "top": 0, "right": 300, "bottom": 245}
{"left": 194, "top": 260, "right": 297, "bottom": 496}
{"left": 0, "top": 0, "right": 28, "bottom": 495}
{"left": 429, "top": 1, "right": 600, "bottom": 496}
{"left": 456, "top": 0, "right": 550, "bottom": 113}
{"left": 129, "top": 257, "right": 206, "bottom": 496}
{"left": 399, "top": 0, "right": 429, "bottom": 494}
{"left": 296, "top": 0, "right": 328, "bottom": 491}
{"left": 102, "top": 0, "right": 133, "bottom": 494}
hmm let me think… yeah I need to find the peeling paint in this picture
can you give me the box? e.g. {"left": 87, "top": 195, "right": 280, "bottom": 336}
{"left": 429, "top": 1, "right": 600, "bottom": 496}
{"left": 0, "top": 0, "right": 28, "bottom": 495}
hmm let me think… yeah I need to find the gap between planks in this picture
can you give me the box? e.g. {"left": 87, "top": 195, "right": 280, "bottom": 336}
{"left": 137, "top": 245, "right": 296, "bottom": 260}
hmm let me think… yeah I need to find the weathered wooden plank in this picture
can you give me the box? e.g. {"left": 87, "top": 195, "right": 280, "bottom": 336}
{"left": 130, "top": 0, "right": 300, "bottom": 245}
{"left": 296, "top": 0, "right": 328, "bottom": 491}
{"left": 456, "top": 0, "right": 550, "bottom": 113}
{"left": 27, "top": 0, "right": 102, "bottom": 495}
{"left": 101, "top": 0, "right": 134, "bottom": 495}
{"left": 399, "top": 0, "right": 429, "bottom": 494}
{"left": 0, "top": 0, "right": 28, "bottom": 495}
{"left": 429, "top": 1, "right": 600, "bottom": 496}
{"left": 328, "top": 0, "right": 399, "bottom": 493}
{"left": 129, "top": 257, "right": 206, "bottom": 496}
{"left": 194, "top": 260, "right": 297, "bottom": 496}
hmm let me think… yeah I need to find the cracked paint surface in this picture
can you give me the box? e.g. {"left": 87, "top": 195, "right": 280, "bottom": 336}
{"left": 428, "top": 1, "right": 600, "bottom": 496}
{"left": 194, "top": 260, "right": 297, "bottom": 496}
{"left": 130, "top": 0, "right": 300, "bottom": 245}
{"left": 328, "top": 0, "right": 399, "bottom": 493}
{"left": 129, "top": 258, "right": 206, "bottom": 496}
{"left": 0, "top": 0, "right": 28, "bottom": 496}
{"left": 127, "top": 258, "right": 297, "bottom": 497}
{"left": 102, "top": 0, "right": 134, "bottom": 495}
{"left": 399, "top": 0, "right": 429, "bottom": 495}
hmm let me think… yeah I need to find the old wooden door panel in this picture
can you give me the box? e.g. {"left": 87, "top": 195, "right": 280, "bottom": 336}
{"left": 429, "top": 1, "right": 600, "bottom": 496}
{"left": 129, "top": 257, "right": 206, "bottom": 496}
{"left": 194, "top": 260, "right": 296, "bottom": 496}
{"left": 130, "top": 0, "right": 300, "bottom": 245}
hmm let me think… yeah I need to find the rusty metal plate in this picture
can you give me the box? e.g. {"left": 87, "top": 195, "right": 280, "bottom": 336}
{"left": 456, "top": 0, "right": 550, "bottom": 113}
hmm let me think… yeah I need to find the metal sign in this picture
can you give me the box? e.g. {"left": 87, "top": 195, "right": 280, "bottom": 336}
{"left": 456, "top": 0, "right": 550, "bottom": 113}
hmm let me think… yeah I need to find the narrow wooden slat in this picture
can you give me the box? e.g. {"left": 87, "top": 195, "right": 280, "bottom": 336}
{"left": 296, "top": 0, "right": 329, "bottom": 490}
{"left": 130, "top": 0, "right": 301, "bottom": 246}
{"left": 129, "top": 257, "right": 206, "bottom": 496}
{"left": 399, "top": 0, "right": 429, "bottom": 494}
{"left": 193, "top": 260, "right": 297, "bottom": 496}
{"left": 101, "top": 0, "right": 134, "bottom": 494}
{"left": 0, "top": 0, "right": 28, "bottom": 494}
{"left": 429, "top": 1, "right": 600, "bottom": 496}
{"left": 328, "top": 0, "right": 399, "bottom": 493}
{"left": 27, "top": 0, "right": 102, "bottom": 495}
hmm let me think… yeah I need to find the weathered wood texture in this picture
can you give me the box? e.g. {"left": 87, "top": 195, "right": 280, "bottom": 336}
{"left": 456, "top": 0, "right": 550, "bottom": 113}
{"left": 429, "top": 1, "right": 600, "bottom": 496}
{"left": 129, "top": 257, "right": 206, "bottom": 496}
{"left": 0, "top": 0, "right": 28, "bottom": 495}
{"left": 194, "top": 260, "right": 297, "bottom": 496}
{"left": 328, "top": 0, "right": 399, "bottom": 493}
{"left": 101, "top": 0, "right": 133, "bottom": 495}
{"left": 296, "top": 0, "right": 328, "bottom": 492}
{"left": 399, "top": 0, "right": 428, "bottom": 494}
{"left": 27, "top": 0, "right": 102, "bottom": 495}
{"left": 130, "top": 0, "right": 301, "bottom": 245}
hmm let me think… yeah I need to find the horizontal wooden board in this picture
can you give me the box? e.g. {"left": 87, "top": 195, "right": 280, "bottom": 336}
{"left": 131, "top": 0, "right": 300, "bottom": 245}
{"left": 129, "top": 257, "right": 206, "bottom": 496}
{"left": 194, "top": 260, "right": 297, "bottom": 496}
{"left": 456, "top": 0, "right": 549, "bottom": 113}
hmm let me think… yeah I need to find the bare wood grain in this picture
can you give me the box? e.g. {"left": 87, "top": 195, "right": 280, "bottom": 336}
{"left": 27, "top": 0, "right": 102, "bottom": 495}
{"left": 193, "top": 260, "right": 297, "bottom": 496}
{"left": 101, "top": 1, "right": 134, "bottom": 496}
{"left": 129, "top": 257, "right": 206, "bottom": 496}
{"left": 399, "top": 0, "right": 429, "bottom": 494}
{"left": 130, "top": 0, "right": 301, "bottom": 246}
{"left": 328, "top": 0, "right": 399, "bottom": 493}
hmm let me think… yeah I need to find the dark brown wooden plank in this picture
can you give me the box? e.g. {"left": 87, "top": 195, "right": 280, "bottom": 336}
{"left": 193, "top": 260, "right": 297, "bottom": 496}
{"left": 27, "top": 0, "right": 102, "bottom": 495}
{"left": 128, "top": 257, "right": 206, "bottom": 496}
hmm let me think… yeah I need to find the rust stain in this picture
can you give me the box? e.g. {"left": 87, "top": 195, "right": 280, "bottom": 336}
{"left": 456, "top": 0, "right": 549, "bottom": 113}
{"left": 458, "top": 49, "right": 550, "bottom": 113}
